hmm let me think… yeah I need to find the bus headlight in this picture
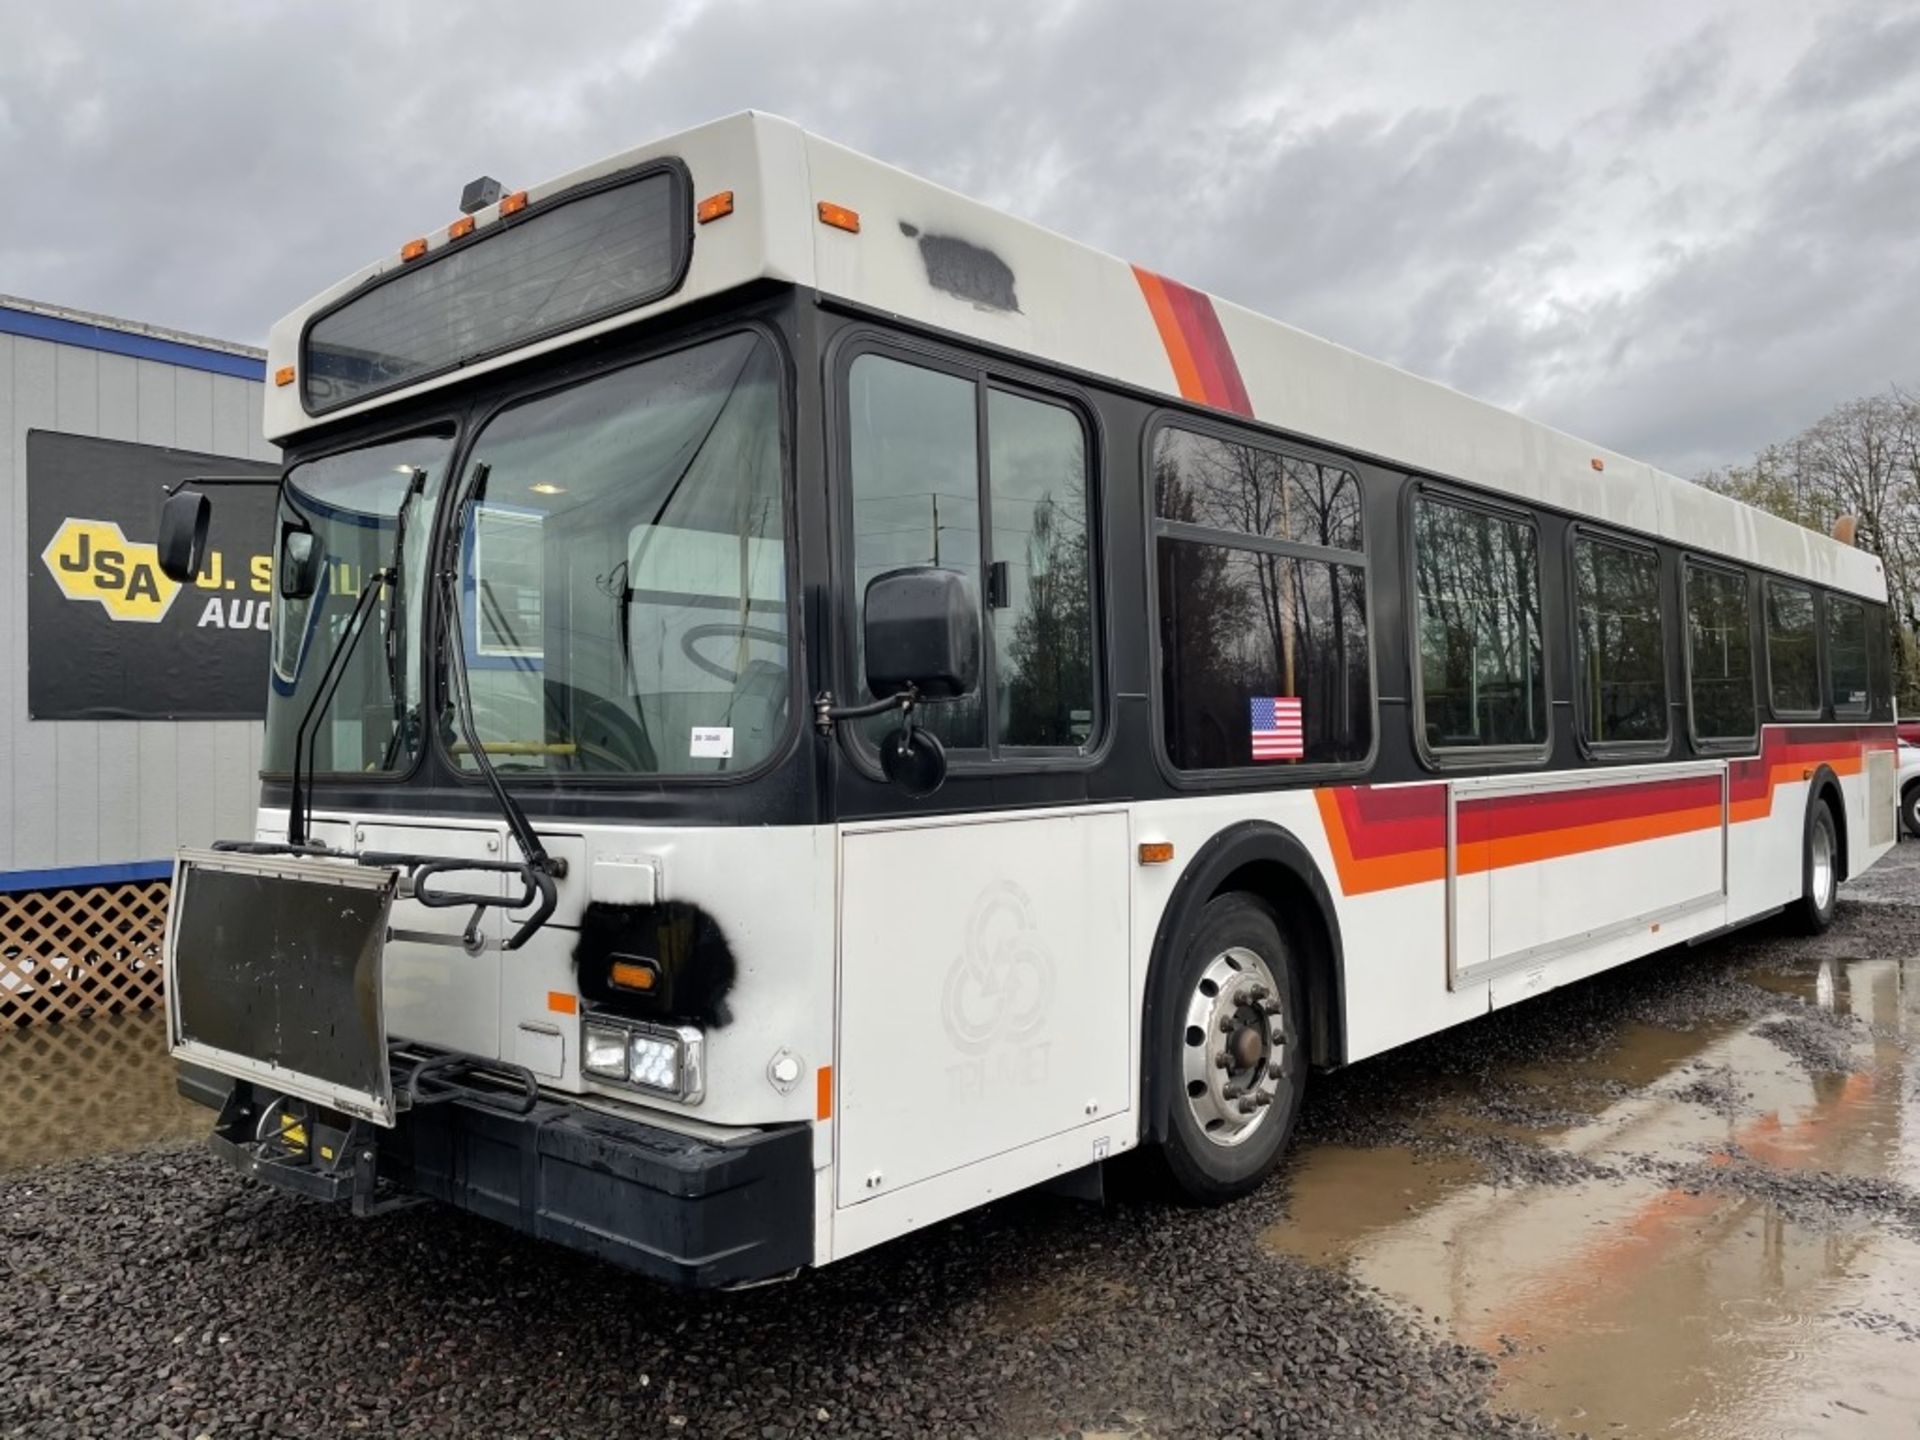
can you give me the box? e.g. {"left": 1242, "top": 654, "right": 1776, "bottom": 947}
{"left": 579, "top": 1011, "right": 703, "bottom": 1103}
{"left": 583, "top": 1022, "right": 631, "bottom": 1080}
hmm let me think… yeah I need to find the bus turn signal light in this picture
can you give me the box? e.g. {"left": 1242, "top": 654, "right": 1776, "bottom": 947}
{"left": 274, "top": 366, "right": 295, "bottom": 387}
{"left": 817, "top": 201, "right": 860, "bottom": 233}
{"left": 400, "top": 237, "right": 428, "bottom": 262}
{"left": 609, "top": 959, "right": 660, "bottom": 993}
{"left": 1138, "top": 842, "right": 1175, "bottom": 865}
{"left": 697, "top": 190, "right": 735, "bottom": 224}
{"left": 500, "top": 189, "right": 529, "bottom": 216}
{"left": 447, "top": 215, "right": 476, "bottom": 241}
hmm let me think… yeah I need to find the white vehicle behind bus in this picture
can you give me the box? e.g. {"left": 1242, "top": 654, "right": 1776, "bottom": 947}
{"left": 158, "top": 113, "right": 1900, "bottom": 1288}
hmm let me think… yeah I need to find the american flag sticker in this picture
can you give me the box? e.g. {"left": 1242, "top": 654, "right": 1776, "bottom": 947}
{"left": 1250, "top": 696, "right": 1304, "bottom": 761}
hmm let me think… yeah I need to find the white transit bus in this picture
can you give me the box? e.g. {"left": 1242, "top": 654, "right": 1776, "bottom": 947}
{"left": 159, "top": 113, "right": 1900, "bottom": 1287}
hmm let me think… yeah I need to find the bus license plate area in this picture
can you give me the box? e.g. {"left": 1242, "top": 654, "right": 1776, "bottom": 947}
{"left": 167, "top": 849, "right": 400, "bottom": 1126}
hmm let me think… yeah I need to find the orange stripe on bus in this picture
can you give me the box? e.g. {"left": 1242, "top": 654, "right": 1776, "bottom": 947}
{"left": 1132, "top": 265, "right": 1208, "bottom": 405}
{"left": 1312, "top": 727, "right": 1889, "bottom": 899}
{"left": 816, "top": 1064, "right": 833, "bottom": 1122}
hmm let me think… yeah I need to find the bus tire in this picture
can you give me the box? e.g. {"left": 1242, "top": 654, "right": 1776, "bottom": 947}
{"left": 1156, "top": 892, "right": 1307, "bottom": 1203}
{"left": 1790, "top": 796, "right": 1840, "bottom": 935}
{"left": 1903, "top": 783, "right": 1920, "bottom": 840}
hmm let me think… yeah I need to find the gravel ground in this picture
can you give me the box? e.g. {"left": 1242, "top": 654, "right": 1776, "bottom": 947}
{"left": 0, "top": 1144, "right": 1553, "bottom": 1440}
{"left": 3, "top": 847, "right": 1915, "bottom": 1440}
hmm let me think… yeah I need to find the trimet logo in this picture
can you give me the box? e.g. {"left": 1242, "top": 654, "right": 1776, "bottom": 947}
{"left": 39, "top": 517, "right": 182, "bottom": 623}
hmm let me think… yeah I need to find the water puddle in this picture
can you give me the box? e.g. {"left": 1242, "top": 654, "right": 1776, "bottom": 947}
{"left": 0, "top": 1011, "right": 205, "bottom": 1173}
{"left": 1269, "top": 951, "right": 1920, "bottom": 1438}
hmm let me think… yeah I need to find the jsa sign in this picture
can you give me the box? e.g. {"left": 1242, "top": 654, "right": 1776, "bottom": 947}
{"left": 27, "top": 431, "right": 279, "bottom": 720}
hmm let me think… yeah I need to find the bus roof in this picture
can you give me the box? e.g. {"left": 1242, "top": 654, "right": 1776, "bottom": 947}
{"left": 264, "top": 111, "right": 1885, "bottom": 600}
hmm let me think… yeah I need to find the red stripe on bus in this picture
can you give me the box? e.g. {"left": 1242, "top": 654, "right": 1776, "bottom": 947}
{"left": 1132, "top": 265, "right": 1253, "bottom": 416}
{"left": 1131, "top": 266, "right": 1207, "bottom": 405}
{"left": 1459, "top": 775, "right": 1725, "bottom": 843}
{"left": 1314, "top": 725, "right": 1894, "bottom": 897}
{"left": 1170, "top": 277, "right": 1254, "bottom": 416}
{"left": 1161, "top": 278, "right": 1232, "bottom": 410}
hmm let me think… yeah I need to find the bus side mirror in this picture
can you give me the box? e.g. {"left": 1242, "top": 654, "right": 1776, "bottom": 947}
{"left": 861, "top": 567, "right": 980, "bottom": 800}
{"left": 862, "top": 567, "right": 980, "bottom": 701}
{"left": 156, "top": 490, "right": 211, "bottom": 584}
{"left": 280, "top": 523, "right": 321, "bottom": 600}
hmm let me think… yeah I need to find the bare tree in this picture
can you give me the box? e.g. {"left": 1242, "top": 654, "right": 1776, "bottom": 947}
{"left": 1700, "top": 387, "right": 1920, "bottom": 709}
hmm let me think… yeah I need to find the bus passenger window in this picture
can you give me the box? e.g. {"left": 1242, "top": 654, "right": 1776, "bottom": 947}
{"left": 1684, "top": 563, "right": 1756, "bottom": 743}
{"left": 847, "top": 355, "right": 984, "bottom": 749}
{"left": 846, "top": 352, "right": 1097, "bottom": 755}
{"left": 1865, "top": 602, "right": 1893, "bottom": 714}
{"left": 1411, "top": 496, "right": 1546, "bottom": 752}
{"left": 987, "top": 390, "right": 1095, "bottom": 749}
{"left": 1765, "top": 580, "right": 1819, "bottom": 715}
{"left": 1825, "top": 594, "right": 1869, "bottom": 715}
{"left": 1573, "top": 535, "right": 1667, "bottom": 746}
{"left": 1151, "top": 427, "right": 1370, "bottom": 770}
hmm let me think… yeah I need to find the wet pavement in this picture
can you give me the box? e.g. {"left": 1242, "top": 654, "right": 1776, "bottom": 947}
{"left": 0, "top": 841, "right": 1916, "bottom": 1437}
{"left": 1277, "top": 837, "right": 1920, "bottom": 1438}
{"left": 0, "top": 1009, "right": 203, "bottom": 1173}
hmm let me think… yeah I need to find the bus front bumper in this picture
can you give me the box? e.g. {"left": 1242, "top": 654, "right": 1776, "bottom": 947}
{"left": 191, "top": 1075, "right": 814, "bottom": 1289}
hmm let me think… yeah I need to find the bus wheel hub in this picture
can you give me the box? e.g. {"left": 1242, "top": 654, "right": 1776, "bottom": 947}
{"left": 1181, "top": 946, "right": 1287, "bottom": 1147}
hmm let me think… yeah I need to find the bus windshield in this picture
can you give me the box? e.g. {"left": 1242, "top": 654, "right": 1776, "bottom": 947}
{"left": 444, "top": 330, "right": 789, "bottom": 776}
{"left": 263, "top": 431, "right": 454, "bottom": 776}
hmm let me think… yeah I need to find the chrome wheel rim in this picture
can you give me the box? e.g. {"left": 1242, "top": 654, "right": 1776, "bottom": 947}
{"left": 1811, "top": 816, "right": 1836, "bottom": 911}
{"left": 1180, "top": 946, "right": 1289, "bottom": 1148}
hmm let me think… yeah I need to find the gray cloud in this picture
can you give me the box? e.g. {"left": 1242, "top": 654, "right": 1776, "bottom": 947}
{"left": 2, "top": 0, "right": 1913, "bottom": 476}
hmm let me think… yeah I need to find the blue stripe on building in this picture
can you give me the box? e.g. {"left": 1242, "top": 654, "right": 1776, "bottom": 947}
{"left": 0, "top": 860, "right": 174, "bottom": 894}
{"left": 0, "top": 304, "right": 265, "bottom": 382}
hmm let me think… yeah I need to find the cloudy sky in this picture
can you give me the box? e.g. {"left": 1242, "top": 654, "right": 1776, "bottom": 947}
{"left": 3, "top": 0, "right": 1916, "bottom": 475}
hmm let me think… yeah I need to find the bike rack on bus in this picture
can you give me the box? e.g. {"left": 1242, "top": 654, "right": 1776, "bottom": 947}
{"left": 208, "top": 1041, "right": 541, "bottom": 1217}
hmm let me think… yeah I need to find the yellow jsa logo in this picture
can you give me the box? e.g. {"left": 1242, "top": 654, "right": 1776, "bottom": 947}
{"left": 40, "top": 517, "right": 181, "bottom": 623}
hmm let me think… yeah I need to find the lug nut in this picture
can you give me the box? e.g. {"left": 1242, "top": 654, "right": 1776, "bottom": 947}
{"left": 1214, "top": 1054, "right": 1231, "bottom": 1070}
{"left": 1219, "top": 1016, "right": 1236, "bottom": 1033}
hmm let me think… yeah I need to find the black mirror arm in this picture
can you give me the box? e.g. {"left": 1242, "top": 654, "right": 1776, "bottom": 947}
{"left": 813, "top": 686, "right": 920, "bottom": 734}
{"left": 161, "top": 474, "right": 284, "bottom": 495}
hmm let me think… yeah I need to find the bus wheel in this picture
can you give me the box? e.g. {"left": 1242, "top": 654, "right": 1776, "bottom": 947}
{"left": 1159, "top": 893, "right": 1306, "bottom": 1203}
{"left": 1903, "top": 784, "right": 1920, "bottom": 839}
{"left": 1791, "top": 797, "right": 1840, "bottom": 935}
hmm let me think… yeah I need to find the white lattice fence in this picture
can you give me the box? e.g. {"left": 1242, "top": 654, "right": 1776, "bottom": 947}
{"left": 0, "top": 882, "right": 171, "bottom": 1027}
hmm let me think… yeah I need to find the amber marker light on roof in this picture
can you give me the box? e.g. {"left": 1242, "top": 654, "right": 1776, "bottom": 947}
{"left": 1138, "top": 842, "right": 1175, "bottom": 866}
{"left": 274, "top": 366, "right": 295, "bottom": 388}
{"left": 400, "top": 237, "right": 428, "bottom": 262}
{"left": 817, "top": 201, "right": 860, "bottom": 233}
{"left": 447, "top": 215, "right": 476, "bottom": 240}
{"left": 1591, "top": 457, "right": 1606, "bottom": 472}
{"left": 500, "top": 189, "right": 529, "bottom": 216}
{"left": 696, "top": 190, "right": 735, "bottom": 224}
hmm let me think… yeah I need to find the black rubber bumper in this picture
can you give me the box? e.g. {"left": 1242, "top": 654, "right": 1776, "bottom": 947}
{"left": 384, "top": 1098, "right": 814, "bottom": 1289}
{"left": 195, "top": 1077, "right": 814, "bottom": 1290}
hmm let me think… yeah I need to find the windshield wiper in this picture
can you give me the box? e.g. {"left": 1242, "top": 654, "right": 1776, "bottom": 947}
{"left": 287, "top": 467, "right": 425, "bottom": 847}
{"left": 436, "top": 461, "right": 561, "bottom": 950}
{"left": 285, "top": 567, "right": 393, "bottom": 848}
